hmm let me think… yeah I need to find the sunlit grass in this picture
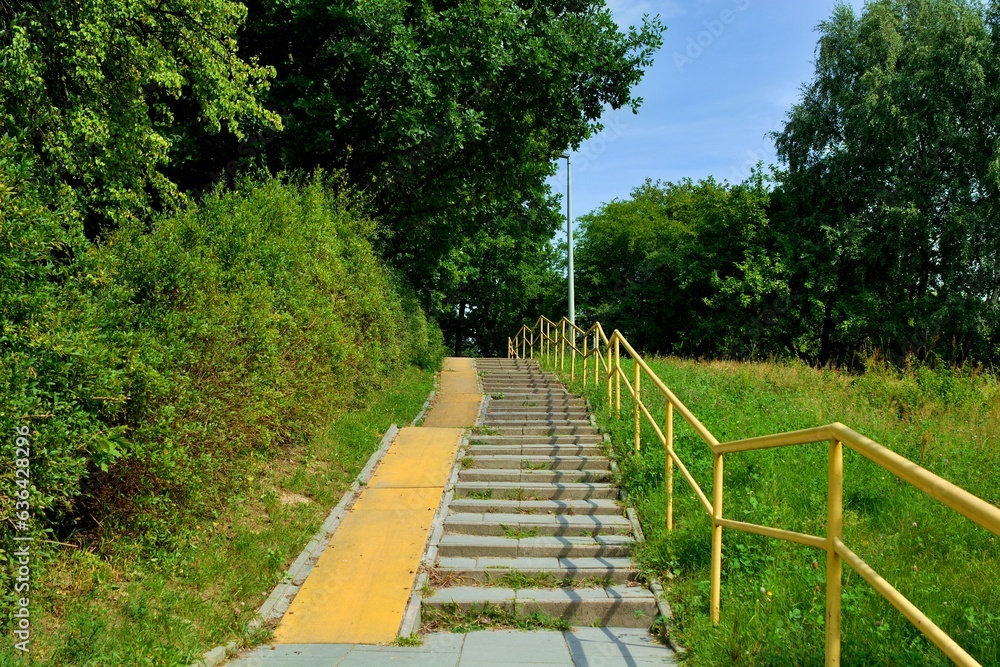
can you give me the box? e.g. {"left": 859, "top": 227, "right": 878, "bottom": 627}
{"left": 554, "top": 354, "right": 1000, "bottom": 666}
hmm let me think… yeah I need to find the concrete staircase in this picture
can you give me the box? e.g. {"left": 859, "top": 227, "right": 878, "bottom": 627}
{"left": 423, "top": 358, "right": 660, "bottom": 628}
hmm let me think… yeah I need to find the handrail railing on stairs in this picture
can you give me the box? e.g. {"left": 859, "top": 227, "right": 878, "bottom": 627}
{"left": 508, "top": 315, "right": 1000, "bottom": 667}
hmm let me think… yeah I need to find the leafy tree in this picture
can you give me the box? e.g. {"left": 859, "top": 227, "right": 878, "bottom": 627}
{"left": 0, "top": 0, "right": 279, "bottom": 232}
{"left": 773, "top": 0, "right": 1000, "bottom": 364}
{"left": 575, "top": 174, "right": 785, "bottom": 358}
{"left": 198, "top": 0, "right": 665, "bottom": 351}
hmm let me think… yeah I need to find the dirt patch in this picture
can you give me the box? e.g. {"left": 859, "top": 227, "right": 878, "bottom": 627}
{"left": 279, "top": 490, "right": 312, "bottom": 506}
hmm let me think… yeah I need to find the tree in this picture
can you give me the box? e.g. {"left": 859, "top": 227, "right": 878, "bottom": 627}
{"left": 575, "top": 174, "right": 786, "bottom": 358}
{"left": 773, "top": 0, "right": 1000, "bottom": 364}
{"left": 194, "top": 0, "right": 665, "bottom": 351}
{"left": 0, "top": 0, "right": 279, "bottom": 233}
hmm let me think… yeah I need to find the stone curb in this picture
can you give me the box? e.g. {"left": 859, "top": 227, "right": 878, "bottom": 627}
{"left": 606, "top": 432, "right": 685, "bottom": 656}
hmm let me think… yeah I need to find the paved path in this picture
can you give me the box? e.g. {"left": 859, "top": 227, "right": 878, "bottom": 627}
{"left": 229, "top": 628, "right": 675, "bottom": 666}
{"left": 268, "top": 359, "right": 480, "bottom": 644}
{"left": 222, "top": 358, "right": 677, "bottom": 665}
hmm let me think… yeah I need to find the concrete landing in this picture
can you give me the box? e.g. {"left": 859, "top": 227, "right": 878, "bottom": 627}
{"left": 229, "top": 628, "right": 677, "bottom": 666}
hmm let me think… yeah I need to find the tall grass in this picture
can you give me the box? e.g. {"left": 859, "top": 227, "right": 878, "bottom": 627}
{"left": 557, "top": 354, "right": 999, "bottom": 665}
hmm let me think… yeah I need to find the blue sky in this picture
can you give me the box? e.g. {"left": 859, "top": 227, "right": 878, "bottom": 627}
{"left": 549, "top": 0, "right": 867, "bottom": 218}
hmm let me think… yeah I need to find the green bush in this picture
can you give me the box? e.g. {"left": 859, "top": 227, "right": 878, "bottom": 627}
{"left": 0, "top": 138, "right": 125, "bottom": 529}
{"left": 0, "top": 152, "right": 444, "bottom": 553}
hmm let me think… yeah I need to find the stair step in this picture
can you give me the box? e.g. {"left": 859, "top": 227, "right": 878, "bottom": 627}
{"left": 467, "top": 455, "right": 610, "bottom": 470}
{"left": 422, "top": 585, "right": 657, "bottom": 627}
{"left": 437, "top": 534, "right": 635, "bottom": 558}
{"left": 435, "top": 556, "right": 639, "bottom": 584}
{"left": 445, "top": 513, "right": 631, "bottom": 537}
{"left": 489, "top": 427, "right": 600, "bottom": 438}
{"left": 489, "top": 401, "right": 587, "bottom": 410}
{"left": 486, "top": 412, "right": 590, "bottom": 421}
{"left": 469, "top": 444, "right": 604, "bottom": 457}
{"left": 455, "top": 481, "right": 618, "bottom": 501}
{"left": 469, "top": 435, "right": 604, "bottom": 445}
{"left": 482, "top": 385, "right": 564, "bottom": 390}
{"left": 458, "top": 469, "right": 612, "bottom": 484}
{"left": 485, "top": 419, "right": 593, "bottom": 426}
{"left": 447, "top": 498, "right": 624, "bottom": 516}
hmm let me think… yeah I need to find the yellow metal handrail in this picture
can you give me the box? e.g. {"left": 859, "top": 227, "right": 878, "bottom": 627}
{"left": 508, "top": 315, "right": 1000, "bottom": 667}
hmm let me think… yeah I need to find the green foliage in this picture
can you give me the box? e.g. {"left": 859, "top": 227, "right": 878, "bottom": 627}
{"left": 575, "top": 172, "right": 785, "bottom": 358}
{"left": 0, "top": 366, "right": 434, "bottom": 665}
{"left": 0, "top": 138, "right": 123, "bottom": 524}
{"left": 556, "top": 354, "right": 1000, "bottom": 666}
{"left": 772, "top": 0, "right": 1000, "bottom": 365}
{"left": 225, "top": 0, "right": 664, "bottom": 354}
{"left": 0, "top": 0, "right": 279, "bottom": 228}
{"left": 0, "top": 160, "right": 443, "bottom": 552}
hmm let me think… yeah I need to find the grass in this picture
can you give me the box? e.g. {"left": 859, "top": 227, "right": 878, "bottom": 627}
{"left": 501, "top": 526, "right": 540, "bottom": 540}
{"left": 391, "top": 634, "right": 424, "bottom": 646}
{"left": 483, "top": 571, "right": 616, "bottom": 590}
{"left": 0, "top": 366, "right": 435, "bottom": 666}
{"left": 421, "top": 603, "right": 570, "bottom": 633}
{"left": 553, "top": 354, "right": 1000, "bottom": 666}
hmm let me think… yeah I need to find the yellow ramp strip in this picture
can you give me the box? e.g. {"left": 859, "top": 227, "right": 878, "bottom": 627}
{"left": 272, "top": 427, "right": 464, "bottom": 644}
{"left": 423, "top": 357, "right": 483, "bottom": 427}
{"left": 422, "top": 394, "right": 480, "bottom": 428}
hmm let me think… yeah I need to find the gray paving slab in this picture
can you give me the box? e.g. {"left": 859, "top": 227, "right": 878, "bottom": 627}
{"left": 225, "top": 644, "right": 351, "bottom": 666}
{"left": 458, "top": 630, "right": 574, "bottom": 666}
{"left": 565, "top": 627, "right": 678, "bottom": 666}
{"left": 339, "top": 643, "right": 462, "bottom": 667}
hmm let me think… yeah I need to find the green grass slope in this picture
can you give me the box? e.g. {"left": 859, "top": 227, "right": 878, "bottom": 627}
{"left": 557, "top": 354, "right": 999, "bottom": 665}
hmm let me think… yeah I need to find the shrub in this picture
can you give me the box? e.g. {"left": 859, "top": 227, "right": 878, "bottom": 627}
{"left": 0, "top": 158, "right": 443, "bottom": 553}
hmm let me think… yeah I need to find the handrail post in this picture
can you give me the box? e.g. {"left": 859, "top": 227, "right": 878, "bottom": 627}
{"left": 826, "top": 439, "right": 844, "bottom": 666}
{"left": 666, "top": 403, "right": 674, "bottom": 531}
{"left": 530, "top": 329, "right": 534, "bottom": 359}
{"left": 633, "top": 360, "right": 641, "bottom": 453}
{"left": 710, "top": 453, "right": 724, "bottom": 624}
{"left": 614, "top": 337, "right": 621, "bottom": 418}
{"left": 561, "top": 320, "right": 566, "bottom": 371}
{"left": 571, "top": 329, "right": 577, "bottom": 381}
{"left": 594, "top": 331, "right": 600, "bottom": 385}
{"left": 522, "top": 327, "right": 527, "bottom": 360}
{"left": 606, "top": 341, "right": 613, "bottom": 407}
{"left": 582, "top": 334, "right": 588, "bottom": 389}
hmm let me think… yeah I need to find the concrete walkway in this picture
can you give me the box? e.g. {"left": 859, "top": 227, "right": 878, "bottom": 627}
{"left": 268, "top": 359, "right": 480, "bottom": 644}
{"left": 228, "top": 628, "right": 676, "bottom": 666}
{"left": 222, "top": 358, "right": 677, "bottom": 666}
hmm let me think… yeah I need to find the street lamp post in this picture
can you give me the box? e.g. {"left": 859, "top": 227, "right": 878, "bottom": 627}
{"left": 560, "top": 153, "right": 575, "bottom": 327}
